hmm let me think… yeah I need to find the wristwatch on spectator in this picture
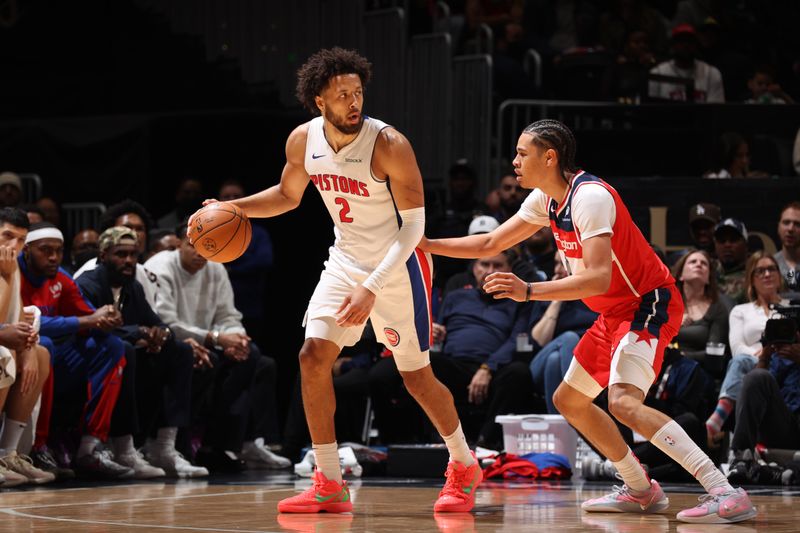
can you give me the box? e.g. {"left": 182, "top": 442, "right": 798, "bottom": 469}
{"left": 211, "top": 330, "right": 221, "bottom": 350}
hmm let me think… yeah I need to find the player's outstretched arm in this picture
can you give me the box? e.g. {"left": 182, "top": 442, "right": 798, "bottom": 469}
{"left": 210, "top": 124, "right": 312, "bottom": 219}
{"left": 421, "top": 214, "right": 542, "bottom": 259}
{"left": 484, "top": 233, "right": 612, "bottom": 302}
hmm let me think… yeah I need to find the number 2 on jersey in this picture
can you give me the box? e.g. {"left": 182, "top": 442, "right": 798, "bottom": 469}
{"left": 335, "top": 197, "right": 353, "bottom": 223}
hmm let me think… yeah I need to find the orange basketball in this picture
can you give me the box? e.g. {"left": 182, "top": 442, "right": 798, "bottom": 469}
{"left": 189, "top": 202, "right": 252, "bottom": 263}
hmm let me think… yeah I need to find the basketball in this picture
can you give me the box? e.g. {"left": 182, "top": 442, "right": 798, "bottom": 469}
{"left": 188, "top": 202, "right": 252, "bottom": 263}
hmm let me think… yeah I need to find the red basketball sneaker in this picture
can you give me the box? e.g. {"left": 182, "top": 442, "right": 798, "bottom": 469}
{"left": 277, "top": 470, "right": 352, "bottom": 514}
{"left": 433, "top": 452, "right": 483, "bottom": 512}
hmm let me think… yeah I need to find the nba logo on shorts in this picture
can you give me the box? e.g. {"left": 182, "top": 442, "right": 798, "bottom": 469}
{"left": 383, "top": 327, "right": 400, "bottom": 347}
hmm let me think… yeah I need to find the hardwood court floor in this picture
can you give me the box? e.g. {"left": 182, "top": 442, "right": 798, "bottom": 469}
{"left": 0, "top": 473, "right": 795, "bottom": 532}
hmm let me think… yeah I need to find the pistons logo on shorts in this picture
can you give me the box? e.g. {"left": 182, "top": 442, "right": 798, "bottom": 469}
{"left": 383, "top": 327, "right": 400, "bottom": 347}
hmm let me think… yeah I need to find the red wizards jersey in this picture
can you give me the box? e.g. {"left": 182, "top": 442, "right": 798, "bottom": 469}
{"left": 518, "top": 170, "right": 674, "bottom": 314}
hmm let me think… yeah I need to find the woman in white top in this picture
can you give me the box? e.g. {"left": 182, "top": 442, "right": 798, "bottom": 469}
{"left": 706, "top": 252, "right": 786, "bottom": 447}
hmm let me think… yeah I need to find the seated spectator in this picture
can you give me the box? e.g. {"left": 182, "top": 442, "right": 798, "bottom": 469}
{"left": 774, "top": 202, "right": 800, "bottom": 297}
{"left": 442, "top": 216, "right": 499, "bottom": 297}
{"left": 35, "top": 197, "right": 61, "bottom": 228}
{"left": 216, "top": 179, "right": 275, "bottom": 350}
{"left": 145, "top": 229, "right": 180, "bottom": 261}
{"left": 0, "top": 208, "right": 54, "bottom": 485}
{"left": 714, "top": 218, "right": 750, "bottom": 304}
{"left": 74, "top": 200, "right": 160, "bottom": 308}
{"left": 144, "top": 226, "right": 289, "bottom": 471}
{"left": 671, "top": 250, "right": 730, "bottom": 367}
{"left": 76, "top": 227, "right": 208, "bottom": 478}
{"left": 688, "top": 202, "right": 721, "bottom": 256}
{"left": 606, "top": 28, "right": 658, "bottom": 104}
{"left": 19, "top": 223, "right": 133, "bottom": 480}
{"left": 744, "top": 64, "right": 795, "bottom": 104}
{"left": 704, "top": 132, "right": 768, "bottom": 179}
{"left": 727, "top": 331, "right": 800, "bottom": 483}
{"left": 157, "top": 178, "right": 203, "bottom": 231}
{"left": 21, "top": 204, "right": 45, "bottom": 225}
{"left": 598, "top": 0, "right": 668, "bottom": 59}
{"left": 428, "top": 160, "right": 488, "bottom": 287}
{"left": 484, "top": 171, "right": 525, "bottom": 223}
{"left": 528, "top": 261, "right": 598, "bottom": 414}
{"left": 67, "top": 228, "right": 99, "bottom": 274}
{"left": 705, "top": 252, "right": 787, "bottom": 449}
{"left": 648, "top": 24, "right": 725, "bottom": 103}
{"left": 520, "top": 226, "right": 556, "bottom": 279}
{"left": 0, "top": 172, "right": 22, "bottom": 209}
{"left": 424, "top": 249, "right": 535, "bottom": 448}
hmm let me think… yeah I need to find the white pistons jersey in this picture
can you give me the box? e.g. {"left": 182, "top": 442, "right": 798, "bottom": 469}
{"left": 305, "top": 115, "right": 397, "bottom": 270}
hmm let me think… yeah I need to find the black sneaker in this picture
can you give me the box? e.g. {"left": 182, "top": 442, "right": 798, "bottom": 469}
{"left": 195, "top": 448, "right": 246, "bottom": 473}
{"left": 30, "top": 447, "right": 76, "bottom": 481}
{"left": 727, "top": 449, "right": 754, "bottom": 485}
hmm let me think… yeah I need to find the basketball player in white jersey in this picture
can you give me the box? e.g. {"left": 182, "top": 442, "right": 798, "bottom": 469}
{"left": 190, "top": 48, "right": 481, "bottom": 514}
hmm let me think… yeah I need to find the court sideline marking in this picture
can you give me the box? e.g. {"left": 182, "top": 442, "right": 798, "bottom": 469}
{"left": 0, "top": 487, "right": 289, "bottom": 532}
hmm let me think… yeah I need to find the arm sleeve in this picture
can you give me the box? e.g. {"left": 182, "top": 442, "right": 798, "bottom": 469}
{"left": 572, "top": 184, "right": 616, "bottom": 240}
{"left": 210, "top": 265, "right": 246, "bottom": 334}
{"left": 516, "top": 189, "right": 550, "bottom": 226}
{"left": 363, "top": 207, "right": 425, "bottom": 294}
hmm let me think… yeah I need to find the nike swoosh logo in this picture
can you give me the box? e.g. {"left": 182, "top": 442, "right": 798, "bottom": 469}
{"left": 312, "top": 153, "right": 325, "bottom": 159}
{"left": 463, "top": 471, "right": 480, "bottom": 494}
{"left": 315, "top": 492, "right": 340, "bottom": 503}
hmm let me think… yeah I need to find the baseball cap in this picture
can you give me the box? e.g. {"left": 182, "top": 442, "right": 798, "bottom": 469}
{"left": 714, "top": 218, "right": 748, "bottom": 241}
{"left": 689, "top": 203, "right": 721, "bottom": 225}
{"left": 468, "top": 215, "right": 500, "bottom": 236}
{"left": 671, "top": 24, "right": 696, "bottom": 38}
{"left": 98, "top": 226, "right": 138, "bottom": 252}
{"left": 0, "top": 172, "right": 22, "bottom": 191}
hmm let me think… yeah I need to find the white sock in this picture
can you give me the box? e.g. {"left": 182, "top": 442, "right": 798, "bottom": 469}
{"left": 77, "top": 435, "right": 102, "bottom": 458}
{"left": 0, "top": 419, "right": 27, "bottom": 456}
{"left": 313, "top": 441, "right": 342, "bottom": 483}
{"left": 651, "top": 420, "right": 732, "bottom": 492}
{"left": 613, "top": 447, "right": 651, "bottom": 492}
{"left": 441, "top": 423, "right": 474, "bottom": 466}
{"left": 155, "top": 427, "right": 177, "bottom": 453}
{"left": 112, "top": 435, "right": 136, "bottom": 456}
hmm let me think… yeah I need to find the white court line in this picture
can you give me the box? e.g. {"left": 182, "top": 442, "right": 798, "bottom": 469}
{"left": 0, "top": 509, "right": 279, "bottom": 533}
{"left": 1, "top": 487, "right": 287, "bottom": 510}
{"left": 0, "top": 487, "right": 290, "bottom": 531}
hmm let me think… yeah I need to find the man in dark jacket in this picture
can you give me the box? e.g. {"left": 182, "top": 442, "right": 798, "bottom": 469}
{"left": 76, "top": 226, "right": 208, "bottom": 478}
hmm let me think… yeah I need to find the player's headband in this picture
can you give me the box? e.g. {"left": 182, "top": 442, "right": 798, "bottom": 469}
{"left": 25, "top": 227, "right": 64, "bottom": 244}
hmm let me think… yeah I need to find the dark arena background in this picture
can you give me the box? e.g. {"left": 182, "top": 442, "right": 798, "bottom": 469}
{"left": 0, "top": 1, "right": 799, "bottom": 531}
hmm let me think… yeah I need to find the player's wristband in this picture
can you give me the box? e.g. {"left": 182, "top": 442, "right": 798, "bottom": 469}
{"left": 525, "top": 282, "right": 532, "bottom": 302}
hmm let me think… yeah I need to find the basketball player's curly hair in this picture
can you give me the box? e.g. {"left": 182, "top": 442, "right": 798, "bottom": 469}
{"left": 295, "top": 47, "right": 372, "bottom": 115}
{"left": 523, "top": 119, "right": 578, "bottom": 176}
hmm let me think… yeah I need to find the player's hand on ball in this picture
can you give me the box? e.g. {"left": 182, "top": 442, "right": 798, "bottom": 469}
{"left": 187, "top": 199, "right": 219, "bottom": 242}
{"left": 335, "top": 285, "right": 376, "bottom": 327}
{"left": 483, "top": 272, "right": 527, "bottom": 302}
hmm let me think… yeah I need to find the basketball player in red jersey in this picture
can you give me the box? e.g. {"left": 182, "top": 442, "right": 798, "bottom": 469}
{"left": 190, "top": 48, "right": 481, "bottom": 514}
{"left": 421, "top": 120, "right": 756, "bottom": 524}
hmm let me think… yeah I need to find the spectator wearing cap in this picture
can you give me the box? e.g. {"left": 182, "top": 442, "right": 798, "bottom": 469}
{"left": 18, "top": 222, "right": 134, "bottom": 480}
{"left": 668, "top": 202, "right": 721, "bottom": 266}
{"left": 0, "top": 172, "right": 23, "bottom": 209}
{"left": 648, "top": 24, "right": 725, "bottom": 103}
{"left": 76, "top": 227, "right": 208, "bottom": 478}
{"left": 714, "top": 218, "right": 750, "bottom": 304}
{"left": 74, "top": 200, "right": 161, "bottom": 308}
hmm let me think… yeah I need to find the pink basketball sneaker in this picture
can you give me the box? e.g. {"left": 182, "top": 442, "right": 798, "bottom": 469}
{"left": 676, "top": 486, "right": 757, "bottom": 524}
{"left": 582, "top": 479, "right": 669, "bottom": 513}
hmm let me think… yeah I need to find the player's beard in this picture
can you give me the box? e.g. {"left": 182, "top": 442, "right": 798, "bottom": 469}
{"left": 325, "top": 107, "right": 363, "bottom": 135}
